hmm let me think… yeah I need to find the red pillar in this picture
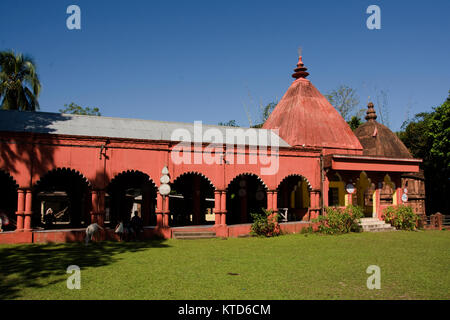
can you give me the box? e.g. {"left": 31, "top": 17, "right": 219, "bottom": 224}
{"left": 267, "top": 191, "right": 274, "bottom": 211}
{"left": 375, "top": 184, "right": 382, "bottom": 219}
{"left": 23, "top": 189, "right": 32, "bottom": 231}
{"left": 15, "top": 189, "right": 25, "bottom": 231}
{"left": 309, "top": 190, "right": 320, "bottom": 220}
{"left": 272, "top": 190, "right": 278, "bottom": 213}
{"left": 346, "top": 193, "right": 353, "bottom": 206}
{"left": 214, "top": 190, "right": 221, "bottom": 226}
{"left": 395, "top": 186, "right": 402, "bottom": 205}
{"left": 323, "top": 176, "right": 329, "bottom": 210}
{"left": 156, "top": 193, "right": 163, "bottom": 227}
{"left": 314, "top": 191, "right": 320, "bottom": 209}
{"left": 220, "top": 191, "right": 227, "bottom": 225}
{"left": 163, "top": 195, "right": 170, "bottom": 227}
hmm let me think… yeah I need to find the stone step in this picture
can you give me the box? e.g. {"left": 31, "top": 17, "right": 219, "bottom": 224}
{"left": 172, "top": 231, "right": 217, "bottom": 240}
{"left": 359, "top": 218, "right": 396, "bottom": 232}
{"left": 363, "top": 226, "right": 396, "bottom": 232}
{"left": 359, "top": 218, "right": 381, "bottom": 223}
{"left": 359, "top": 221, "right": 387, "bottom": 226}
{"left": 174, "top": 235, "right": 218, "bottom": 240}
{"left": 362, "top": 224, "right": 395, "bottom": 230}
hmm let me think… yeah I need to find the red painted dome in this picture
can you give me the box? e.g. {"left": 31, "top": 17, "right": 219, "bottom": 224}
{"left": 354, "top": 102, "right": 413, "bottom": 158}
{"left": 263, "top": 57, "right": 363, "bottom": 153}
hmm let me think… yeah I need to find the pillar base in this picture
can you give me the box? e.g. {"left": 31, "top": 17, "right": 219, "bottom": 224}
{"left": 23, "top": 212, "right": 32, "bottom": 231}
{"left": 163, "top": 212, "right": 170, "bottom": 228}
{"left": 220, "top": 211, "right": 227, "bottom": 225}
{"left": 15, "top": 212, "right": 24, "bottom": 231}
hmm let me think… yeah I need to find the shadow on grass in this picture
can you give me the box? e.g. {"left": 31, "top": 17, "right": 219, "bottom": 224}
{"left": 0, "top": 239, "right": 169, "bottom": 299}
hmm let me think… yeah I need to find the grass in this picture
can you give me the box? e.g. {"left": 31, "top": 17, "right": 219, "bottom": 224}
{"left": 0, "top": 230, "right": 449, "bottom": 300}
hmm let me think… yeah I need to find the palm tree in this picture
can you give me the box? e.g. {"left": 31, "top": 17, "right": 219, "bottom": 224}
{"left": 0, "top": 50, "right": 41, "bottom": 111}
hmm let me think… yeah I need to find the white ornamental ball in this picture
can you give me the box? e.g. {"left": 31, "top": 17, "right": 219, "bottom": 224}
{"left": 160, "top": 175, "right": 170, "bottom": 184}
{"left": 159, "top": 184, "right": 171, "bottom": 196}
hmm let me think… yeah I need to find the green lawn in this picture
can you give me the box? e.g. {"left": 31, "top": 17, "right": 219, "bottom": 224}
{"left": 0, "top": 230, "right": 449, "bottom": 300}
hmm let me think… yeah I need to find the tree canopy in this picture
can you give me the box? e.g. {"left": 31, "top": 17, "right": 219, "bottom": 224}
{"left": 59, "top": 102, "right": 101, "bottom": 116}
{"left": 0, "top": 50, "right": 41, "bottom": 111}
{"left": 347, "top": 116, "right": 362, "bottom": 131}
{"left": 398, "top": 91, "right": 450, "bottom": 214}
{"left": 218, "top": 119, "right": 238, "bottom": 127}
{"left": 325, "top": 85, "right": 360, "bottom": 122}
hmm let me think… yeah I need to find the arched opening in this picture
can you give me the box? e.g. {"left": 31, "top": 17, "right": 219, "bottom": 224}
{"left": 0, "top": 170, "right": 18, "bottom": 231}
{"left": 328, "top": 173, "right": 345, "bottom": 207}
{"left": 106, "top": 171, "right": 157, "bottom": 227}
{"left": 169, "top": 173, "right": 215, "bottom": 227}
{"left": 33, "top": 168, "right": 91, "bottom": 229}
{"left": 353, "top": 172, "right": 375, "bottom": 217}
{"left": 226, "top": 174, "right": 267, "bottom": 225}
{"left": 381, "top": 174, "right": 395, "bottom": 205}
{"left": 277, "top": 175, "right": 311, "bottom": 221}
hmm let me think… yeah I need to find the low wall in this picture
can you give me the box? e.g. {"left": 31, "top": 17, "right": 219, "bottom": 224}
{"left": 0, "top": 231, "right": 33, "bottom": 244}
{"left": 0, "top": 221, "right": 314, "bottom": 244}
{"left": 279, "top": 221, "right": 313, "bottom": 234}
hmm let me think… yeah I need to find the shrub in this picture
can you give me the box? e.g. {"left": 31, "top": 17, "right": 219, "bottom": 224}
{"left": 250, "top": 209, "right": 280, "bottom": 237}
{"left": 300, "top": 226, "right": 313, "bottom": 234}
{"left": 382, "top": 205, "right": 418, "bottom": 231}
{"left": 313, "top": 205, "right": 364, "bottom": 235}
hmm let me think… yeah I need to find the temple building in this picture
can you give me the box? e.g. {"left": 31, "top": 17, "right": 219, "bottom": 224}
{"left": 0, "top": 56, "right": 423, "bottom": 243}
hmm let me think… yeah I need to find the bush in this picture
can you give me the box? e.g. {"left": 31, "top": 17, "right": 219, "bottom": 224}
{"left": 382, "top": 205, "right": 418, "bottom": 231}
{"left": 300, "top": 226, "right": 313, "bottom": 234}
{"left": 250, "top": 209, "right": 280, "bottom": 237}
{"left": 313, "top": 205, "right": 364, "bottom": 235}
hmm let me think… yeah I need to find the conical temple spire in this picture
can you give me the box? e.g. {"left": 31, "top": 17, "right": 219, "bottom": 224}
{"left": 263, "top": 55, "right": 363, "bottom": 151}
{"left": 292, "top": 56, "right": 309, "bottom": 79}
{"left": 365, "top": 102, "right": 377, "bottom": 121}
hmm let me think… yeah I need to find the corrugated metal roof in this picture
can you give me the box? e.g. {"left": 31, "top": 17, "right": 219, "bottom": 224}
{"left": 0, "top": 110, "right": 290, "bottom": 147}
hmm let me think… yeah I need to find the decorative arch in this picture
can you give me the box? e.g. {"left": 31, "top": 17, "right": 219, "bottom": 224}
{"left": 330, "top": 172, "right": 343, "bottom": 182}
{"left": 0, "top": 169, "right": 19, "bottom": 189}
{"left": 0, "top": 169, "right": 19, "bottom": 231}
{"left": 172, "top": 171, "right": 216, "bottom": 190}
{"left": 383, "top": 174, "right": 395, "bottom": 189}
{"left": 356, "top": 171, "right": 372, "bottom": 185}
{"left": 106, "top": 170, "right": 158, "bottom": 227}
{"left": 169, "top": 172, "right": 216, "bottom": 226}
{"left": 277, "top": 174, "right": 311, "bottom": 221}
{"left": 381, "top": 174, "right": 395, "bottom": 205}
{"left": 227, "top": 173, "right": 268, "bottom": 191}
{"left": 109, "top": 170, "right": 157, "bottom": 189}
{"left": 327, "top": 172, "right": 345, "bottom": 207}
{"left": 226, "top": 173, "right": 268, "bottom": 225}
{"left": 34, "top": 167, "right": 92, "bottom": 189}
{"left": 354, "top": 171, "right": 376, "bottom": 217}
{"left": 33, "top": 167, "right": 92, "bottom": 229}
{"left": 277, "top": 173, "right": 312, "bottom": 191}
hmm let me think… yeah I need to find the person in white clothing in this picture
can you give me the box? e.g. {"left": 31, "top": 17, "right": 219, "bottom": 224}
{"left": 115, "top": 220, "right": 124, "bottom": 241}
{"left": 85, "top": 223, "right": 103, "bottom": 245}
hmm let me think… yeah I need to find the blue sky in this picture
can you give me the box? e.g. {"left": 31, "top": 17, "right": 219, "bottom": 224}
{"left": 1, "top": 0, "right": 449, "bottom": 131}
